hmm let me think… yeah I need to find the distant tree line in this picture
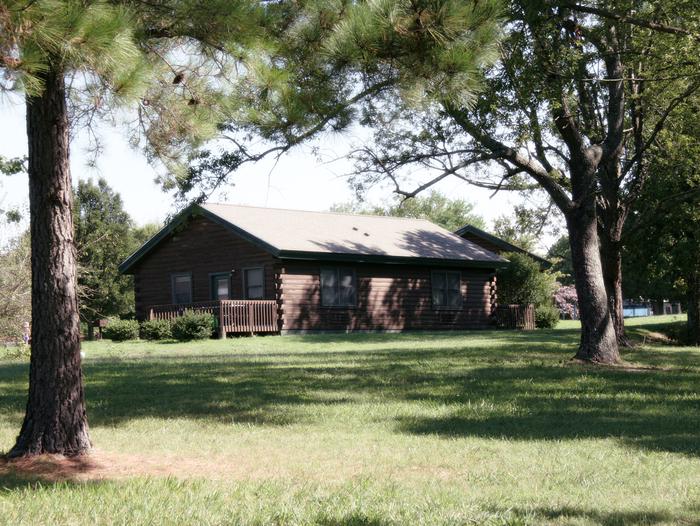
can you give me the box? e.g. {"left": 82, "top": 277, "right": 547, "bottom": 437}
{"left": 0, "top": 178, "right": 159, "bottom": 342}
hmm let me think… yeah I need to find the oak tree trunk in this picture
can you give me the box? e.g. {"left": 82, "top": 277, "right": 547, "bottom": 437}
{"left": 8, "top": 63, "right": 91, "bottom": 457}
{"left": 687, "top": 270, "right": 700, "bottom": 345}
{"left": 567, "top": 202, "right": 621, "bottom": 364}
{"left": 599, "top": 230, "right": 630, "bottom": 347}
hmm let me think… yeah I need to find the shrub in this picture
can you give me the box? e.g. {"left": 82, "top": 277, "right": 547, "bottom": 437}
{"left": 140, "top": 319, "right": 172, "bottom": 340}
{"left": 535, "top": 305, "right": 560, "bottom": 329}
{"left": 498, "top": 252, "right": 558, "bottom": 307}
{"left": 102, "top": 318, "right": 139, "bottom": 341}
{"left": 171, "top": 310, "right": 215, "bottom": 341}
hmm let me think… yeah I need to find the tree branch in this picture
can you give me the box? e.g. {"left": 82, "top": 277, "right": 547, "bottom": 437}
{"left": 445, "top": 105, "right": 573, "bottom": 212}
{"left": 623, "top": 79, "right": 700, "bottom": 179}
{"left": 558, "top": 3, "right": 700, "bottom": 40}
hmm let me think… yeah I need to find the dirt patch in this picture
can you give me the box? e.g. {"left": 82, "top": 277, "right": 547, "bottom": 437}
{"left": 0, "top": 453, "right": 106, "bottom": 482}
{"left": 0, "top": 449, "right": 342, "bottom": 483}
{"left": 0, "top": 451, "right": 219, "bottom": 482}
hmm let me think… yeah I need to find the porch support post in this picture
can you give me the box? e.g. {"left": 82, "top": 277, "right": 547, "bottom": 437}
{"left": 218, "top": 301, "right": 226, "bottom": 339}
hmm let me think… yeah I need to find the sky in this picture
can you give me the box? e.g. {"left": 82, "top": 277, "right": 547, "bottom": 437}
{"left": 0, "top": 94, "right": 538, "bottom": 250}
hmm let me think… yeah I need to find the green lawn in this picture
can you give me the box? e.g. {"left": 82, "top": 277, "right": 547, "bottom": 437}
{"left": 1, "top": 315, "right": 699, "bottom": 525}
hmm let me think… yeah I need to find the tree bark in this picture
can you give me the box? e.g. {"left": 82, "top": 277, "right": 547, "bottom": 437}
{"left": 599, "top": 227, "right": 631, "bottom": 347}
{"left": 687, "top": 270, "right": 700, "bottom": 345}
{"left": 8, "top": 62, "right": 91, "bottom": 457}
{"left": 567, "top": 201, "right": 621, "bottom": 364}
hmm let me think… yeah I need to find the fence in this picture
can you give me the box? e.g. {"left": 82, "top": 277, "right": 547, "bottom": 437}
{"left": 149, "top": 300, "right": 279, "bottom": 335}
{"left": 494, "top": 304, "right": 536, "bottom": 330}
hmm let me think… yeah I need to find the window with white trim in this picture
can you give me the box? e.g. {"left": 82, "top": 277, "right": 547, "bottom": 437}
{"left": 211, "top": 273, "right": 230, "bottom": 300}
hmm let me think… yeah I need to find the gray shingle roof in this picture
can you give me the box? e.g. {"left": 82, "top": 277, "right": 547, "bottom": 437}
{"left": 119, "top": 203, "right": 507, "bottom": 273}
{"left": 202, "top": 203, "right": 505, "bottom": 263}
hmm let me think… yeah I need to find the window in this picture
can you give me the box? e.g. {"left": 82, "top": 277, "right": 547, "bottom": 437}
{"left": 321, "top": 268, "right": 356, "bottom": 307}
{"left": 210, "top": 273, "right": 230, "bottom": 300}
{"left": 172, "top": 273, "right": 192, "bottom": 304}
{"left": 244, "top": 268, "right": 264, "bottom": 299}
{"left": 432, "top": 271, "right": 462, "bottom": 309}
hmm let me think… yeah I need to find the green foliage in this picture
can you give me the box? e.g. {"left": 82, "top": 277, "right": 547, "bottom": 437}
{"left": 74, "top": 178, "right": 141, "bottom": 322}
{"left": 0, "top": 233, "right": 30, "bottom": 342}
{"left": 331, "top": 191, "right": 485, "bottom": 231}
{"left": 140, "top": 319, "right": 172, "bottom": 341}
{"left": 0, "top": 156, "right": 26, "bottom": 175}
{"left": 178, "top": 0, "right": 504, "bottom": 200}
{"left": 323, "top": 0, "right": 503, "bottom": 106}
{"left": 171, "top": 311, "right": 215, "bottom": 341}
{"left": 623, "top": 103, "right": 700, "bottom": 341}
{"left": 1, "top": 0, "right": 263, "bottom": 180}
{"left": 547, "top": 236, "right": 574, "bottom": 286}
{"left": 492, "top": 204, "right": 561, "bottom": 253}
{"left": 102, "top": 318, "right": 139, "bottom": 342}
{"left": 2, "top": 0, "right": 146, "bottom": 98}
{"left": 498, "top": 252, "right": 557, "bottom": 313}
{"left": 535, "top": 304, "right": 560, "bottom": 329}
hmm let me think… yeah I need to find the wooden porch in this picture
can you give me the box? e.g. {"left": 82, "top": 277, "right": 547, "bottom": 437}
{"left": 148, "top": 300, "right": 280, "bottom": 336}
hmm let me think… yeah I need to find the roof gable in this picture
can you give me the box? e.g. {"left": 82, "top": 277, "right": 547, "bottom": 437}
{"left": 454, "top": 224, "right": 551, "bottom": 268}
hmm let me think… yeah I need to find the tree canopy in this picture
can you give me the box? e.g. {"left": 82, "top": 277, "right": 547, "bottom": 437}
{"left": 74, "top": 178, "right": 158, "bottom": 323}
{"left": 189, "top": 0, "right": 700, "bottom": 363}
{"left": 331, "top": 191, "right": 486, "bottom": 232}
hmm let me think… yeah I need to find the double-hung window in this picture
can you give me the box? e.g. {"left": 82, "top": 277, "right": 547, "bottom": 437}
{"left": 244, "top": 268, "right": 264, "bottom": 299}
{"left": 211, "top": 273, "right": 230, "bottom": 300}
{"left": 432, "top": 270, "right": 462, "bottom": 309}
{"left": 172, "top": 273, "right": 192, "bottom": 304}
{"left": 320, "top": 268, "right": 356, "bottom": 307}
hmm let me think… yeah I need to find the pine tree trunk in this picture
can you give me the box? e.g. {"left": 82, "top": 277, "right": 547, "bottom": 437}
{"left": 687, "top": 270, "right": 700, "bottom": 345}
{"left": 8, "top": 63, "right": 91, "bottom": 457}
{"left": 567, "top": 202, "right": 621, "bottom": 364}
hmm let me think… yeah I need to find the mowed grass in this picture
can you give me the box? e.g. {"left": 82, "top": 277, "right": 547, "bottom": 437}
{"left": 0, "top": 315, "right": 699, "bottom": 525}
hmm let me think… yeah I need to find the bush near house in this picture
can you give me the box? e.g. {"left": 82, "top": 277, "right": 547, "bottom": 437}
{"left": 535, "top": 304, "right": 560, "bottom": 328}
{"left": 498, "top": 252, "right": 559, "bottom": 328}
{"left": 102, "top": 319, "right": 140, "bottom": 341}
{"left": 171, "top": 310, "right": 215, "bottom": 341}
{"left": 140, "top": 319, "right": 172, "bottom": 340}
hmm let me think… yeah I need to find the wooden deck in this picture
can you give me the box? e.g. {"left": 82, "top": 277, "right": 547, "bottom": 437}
{"left": 148, "top": 300, "right": 279, "bottom": 336}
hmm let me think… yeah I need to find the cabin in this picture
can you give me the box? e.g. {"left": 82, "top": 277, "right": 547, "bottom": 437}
{"left": 119, "top": 204, "right": 508, "bottom": 335}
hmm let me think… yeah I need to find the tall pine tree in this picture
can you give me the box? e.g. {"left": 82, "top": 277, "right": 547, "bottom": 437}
{"left": 0, "top": 0, "right": 261, "bottom": 457}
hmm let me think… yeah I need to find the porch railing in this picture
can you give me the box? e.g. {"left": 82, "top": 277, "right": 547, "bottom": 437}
{"left": 148, "top": 300, "right": 279, "bottom": 336}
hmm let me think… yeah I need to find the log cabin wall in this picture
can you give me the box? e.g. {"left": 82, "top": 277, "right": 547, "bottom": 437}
{"left": 131, "top": 216, "right": 276, "bottom": 319}
{"left": 280, "top": 260, "right": 496, "bottom": 332}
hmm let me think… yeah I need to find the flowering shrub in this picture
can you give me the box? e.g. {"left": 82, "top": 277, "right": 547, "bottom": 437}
{"left": 554, "top": 285, "right": 578, "bottom": 319}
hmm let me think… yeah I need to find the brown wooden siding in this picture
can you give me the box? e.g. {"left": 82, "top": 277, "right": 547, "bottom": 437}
{"left": 280, "top": 261, "right": 496, "bottom": 331}
{"left": 131, "top": 216, "right": 276, "bottom": 319}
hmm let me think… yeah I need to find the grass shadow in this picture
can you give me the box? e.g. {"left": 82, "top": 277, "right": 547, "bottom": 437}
{"left": 493, "top": 505, "right": 693, "bottom": 526}
{"left": 1, "top": 327, "right": 698, "bottom": 457}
